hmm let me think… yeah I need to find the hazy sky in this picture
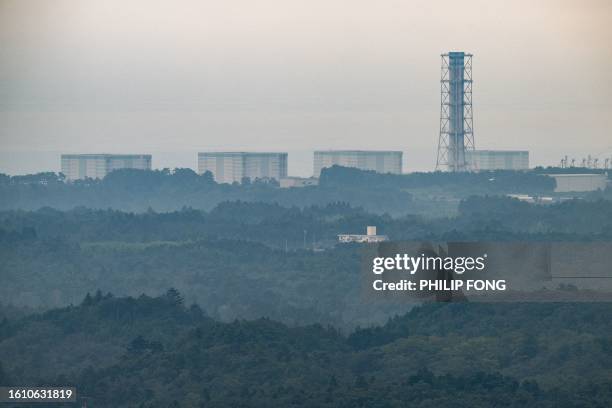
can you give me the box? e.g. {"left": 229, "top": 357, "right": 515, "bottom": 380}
{"left": 1, "top": 0, "right": 611, "bottom": 176}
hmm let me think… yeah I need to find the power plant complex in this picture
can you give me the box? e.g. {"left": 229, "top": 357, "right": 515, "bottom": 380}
{"left": 56, "top": 51, "right": 608, "bottom": 191}
{"left": 60, "top": 154, "right": 152, "bottom": 181}
{"left": 313, "top": 150, "right": 402, "bottom": 177}
{"left": 197, "top": 152, "right": 288, "bottom": 184}
{"left": 467, "top": 150, "right": 529, "bottom": 171}
{"left": 434, "top": 52, "right": 534, "bottom": 172}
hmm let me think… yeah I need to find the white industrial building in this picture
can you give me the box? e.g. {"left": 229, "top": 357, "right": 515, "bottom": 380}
{"left": 279, "top": 177, "right": 319, "bottom": 188}
{"left": 198, "top": 152, "right": 288, "bottom": 184}
{"left": 547, "top": 173, "right": 608, "bottom": 193}
{"left": 61, "top": 154, "right": 152, "bottom": 180}
{"left": 314, "top": 150, "right": 402, "bottom": 177}
{"left": 338, "top": 226, "right": 388, "bottom": 243}
{"left": 467, "top": 150, "right": 529, "bottom": 171}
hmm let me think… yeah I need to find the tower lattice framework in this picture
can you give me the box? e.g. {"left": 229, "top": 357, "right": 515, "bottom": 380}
{"left": 436, "top": 52, "right": 475, "bottom": 171}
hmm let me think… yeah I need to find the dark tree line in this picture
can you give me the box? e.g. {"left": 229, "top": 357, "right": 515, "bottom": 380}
{"left": 0, "top": 166, "right": 570, "bottom": 215}
{"left": 1, "top": 293, "right": 611, "bottom": 407}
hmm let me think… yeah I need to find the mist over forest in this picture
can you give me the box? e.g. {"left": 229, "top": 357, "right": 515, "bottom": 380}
{"left": 1, "top": 166, "right": 612, "bottom": 407}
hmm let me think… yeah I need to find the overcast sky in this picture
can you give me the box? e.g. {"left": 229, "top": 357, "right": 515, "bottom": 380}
{"left": 1, "top": 0, "right": 611, "bottom": 176}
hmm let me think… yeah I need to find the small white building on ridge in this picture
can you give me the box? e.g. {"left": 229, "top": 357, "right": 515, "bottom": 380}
{"left": 338, "top": 226, "right": 388, "bottom": 243}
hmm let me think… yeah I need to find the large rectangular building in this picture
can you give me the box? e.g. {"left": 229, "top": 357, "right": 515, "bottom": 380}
{"left": 198, "top": 152, "right": 288, "bottom": 184}
{"left": 61, "top": 154, "right": 152, "bottom": 180}
{"left": 467, "top": 150, "right": 529, "bottom": 171}
{"left": 547, "top": 173, "right": 608, "bottom": 193}
{"left": 313, "top": 150, "right": 402, "bottom": 177}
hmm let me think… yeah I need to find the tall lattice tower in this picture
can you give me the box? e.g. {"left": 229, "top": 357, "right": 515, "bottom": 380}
{"left": 436, "top": 52, "right": 475, "bottom": 171}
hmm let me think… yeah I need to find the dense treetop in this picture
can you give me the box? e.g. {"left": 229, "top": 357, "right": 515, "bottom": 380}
{"left": 1, "top": 294, "right": 611, "bottom": 407}
{"left": 0, "top": 166, "right": 580, "bottom": 215}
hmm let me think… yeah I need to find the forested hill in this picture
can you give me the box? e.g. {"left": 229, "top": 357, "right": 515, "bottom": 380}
{"left": 0, "top": 166, "right": 562, "bottom": 215}
{"left": 2, "top": 197, "right": 612, "bottom": 245}
{"left": 1, "top": 198, "right": 612, "bottom": 328}
{"left": 1, "top": 293, "right": 611, "bottom": 407}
